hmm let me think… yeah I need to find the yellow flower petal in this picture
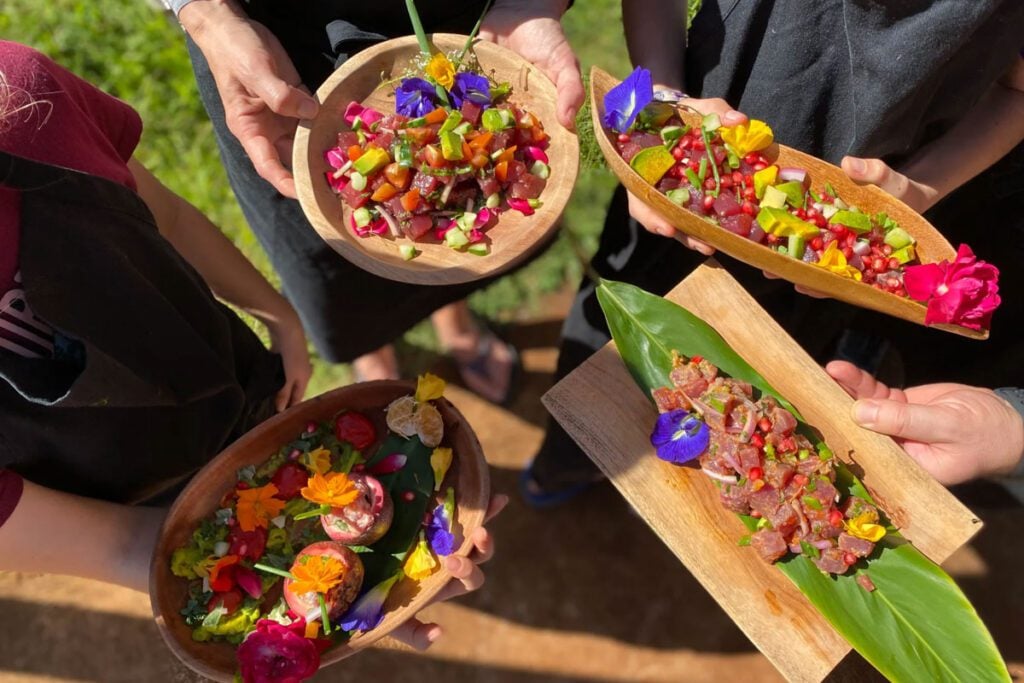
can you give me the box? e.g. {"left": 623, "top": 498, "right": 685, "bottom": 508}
{"left": 290, "top": 554, "right": 346, "bottom": 596}
{"left": 845, "top": 512, "right": 887, "bottom": 542}
{"left": 719, "top": 119, "right": 774, "bottom": 157}
{"left": 303, "top": 446, "right": 333, "bottom": 475}
{"left": 431, "top": 447, "right": 453, "bottom": 491}
{"left": 425, "top": 53, "right": 455, "bottom": 90}
{"left": 403, "top": 535, "right": 438, "bottom": 581}
{"left": 416, "top": 373, "right": 446, "bottom": 403}
{"left": 815, "top": 242, "right": 862, "bottom": 281}
{"left": 301, "top": 471, "right": 360, "bottom": 508}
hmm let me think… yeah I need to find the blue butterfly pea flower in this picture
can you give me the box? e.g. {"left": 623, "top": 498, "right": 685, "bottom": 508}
{"left": 602, "top": 66, "right": 654, "bottom": 133}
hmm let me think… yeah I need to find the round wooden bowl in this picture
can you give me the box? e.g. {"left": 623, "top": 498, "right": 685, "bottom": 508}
{"left": 150, "top": 381, "right": 490, "bottom": 682}
{"left": 590, "top": 66, "right": 986, "bottom": 340}
{"left": 293, "top": 34, "right": 579, "bottom": 285}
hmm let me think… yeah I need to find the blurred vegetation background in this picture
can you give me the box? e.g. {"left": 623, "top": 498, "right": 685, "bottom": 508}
{"left": 0, "top": 0, "right": 632, "bottom": 395}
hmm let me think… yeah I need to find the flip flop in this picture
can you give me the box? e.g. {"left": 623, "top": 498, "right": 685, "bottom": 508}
{"left": 518, "top": 461, "right": 601, "bottom": 508}
{"left": 453, "top": 329, "right": 522, "bottom": 407}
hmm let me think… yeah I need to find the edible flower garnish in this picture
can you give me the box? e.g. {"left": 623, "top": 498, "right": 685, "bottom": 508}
{"left": 425, "top": 52, "right": 456, "bottom": 89}
{"left": 815, "top": 242, "right": 863, "bottom": 281}
{"left": 450, "top": 71, "right": 491, "bottom": 108}
{"left": 845, "top": 512, "right": 887, "bottom": 543}
{"left": 650, "top": 409, "right": 710, "bottom": 464}
{"left": 430, "top": 447, "right": 453, "bottom": 491}
{"left": 338, "top": 573, "right": 402, "bottom": 632}
{"left": 209, "top": 554, "right": 241, "bottom": 592}
{"left": 719, "top": 119, "right": 774, "bottom": 157}
{"left": 602, "top": 66, "right": 653, "bottom": 133}
{"left": 403, "top": 531, "right": 438, "bottom": 580}
{"left": 395, "top": 77, "right": 440, "bottom": 118}
{"left": 300, "top": 472, "right": 359, "bottom": 508}
{"left": 302, "top": 446, "right": 333, "bottom": 476}
{"left": 904, "top": 244, "right": 1001, "bottom": 331}
{"left": 369, "top": 453, "right": 408, "bottom": 476}
{"left": 236, "top": 484, "right": 287, "bottom": 532}
{"left": 426, "top": 488, "right": 456, "bottom": 556}
{"left": 289, "top": 555, "right": 346, "bottom": 596}
{"left": 237, "top": 619, "right": 320, "bottom": 683}
{"left": 416, "top": 372, "right": 446, "bottom": 402}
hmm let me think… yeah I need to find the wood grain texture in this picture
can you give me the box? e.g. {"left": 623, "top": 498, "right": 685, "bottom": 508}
{"left": 589, "top": 66, "right": 986, "bottom": 340}
{"left": 542, "top": 261, "right": 982, "bottom": 682}
{"left": 150, "top": 381, "right": 491, "bottom": 682}
{"left": 292, "top": 35, "right": 579, "bottom": 285}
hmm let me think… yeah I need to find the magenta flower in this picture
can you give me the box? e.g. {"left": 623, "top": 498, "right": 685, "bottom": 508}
{"left": 904, "top": 244, "right": 1001, "bottom": 331}
{"left": 236, "top": 619, "right": 320, "bottom": 683}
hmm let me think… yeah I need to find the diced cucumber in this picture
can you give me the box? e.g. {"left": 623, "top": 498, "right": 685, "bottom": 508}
{"left": 353, "top": 207, "right": 372, "bottom": 228}
{"left": 527, "top": 199, "right": 543, "bottom": 209}
{"left": 349, "top": 171, "right": 367, "bottom": 191}
{"left": 399, "top": 244, "right": 419, "bottom": 261}
{"left": 482, "top": 108, "right": 514, "bottom": 132}
{"left": 660, "top": 125, "right": 685, "bottom": 147}
{"left": 405, "top": 116, "right": 427, "bottom": 128}
{"left": 452, "top": 122, "right": 472, "bottom": 136}
{"left": 485, "top": 193, "right": 501, "bottom": 209}
{"left": 788, "top": 234, "right": 806, "bottom": 259}
{"left": 457, "top": 212, "right": 478, "bottom": 232}
{"left": 666, "top": 188, "right": 691, "bottom": 206}
{"left": 883, "top": 226, "right": 915, "bottom": 249}
{"left": 701, "top": 113, "right": 721, "bottom": 132}
{"left": 821, "top": 204, "right": 839, "bottom": 220}
{"left": 445, "top": 226, "right": 469, "bottom": 249}
{"left": 530, "top": 161, "right": 551, "bottom": 179}
{"left": 467, "top": 243, "right": 489, "bottom": 256}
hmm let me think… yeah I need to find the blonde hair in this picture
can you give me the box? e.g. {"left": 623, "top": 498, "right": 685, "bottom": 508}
{"left": 0, "top": 69, "right": 53, "bottom": 133}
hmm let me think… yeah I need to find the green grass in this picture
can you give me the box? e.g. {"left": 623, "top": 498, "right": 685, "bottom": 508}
{"left": 1, "top": 0, "right": 631, "bottom": 395}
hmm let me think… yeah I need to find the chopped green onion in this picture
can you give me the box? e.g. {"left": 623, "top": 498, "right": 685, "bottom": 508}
{"left": 738, "top": 535, "right": 752, "bottom": 547}
{"left": 798, "top": 449, "right": 810, "bottom": 461}
{"left": 817, "top": 444, "right": 834, "bottom": 461}
{"left": 802, "top": 495, "right": 823, "bottom": 511}
{"left": 319, "top": 594, "right": 332, "bottom": 635}
{"left": 253, "top": 563, "right": 296, "bottom": 580}
{"left": 800, "top": 540, "right": 821, "bottom": 559}
{"left": 527, "top": 198, "right": 544, "bottom": 209}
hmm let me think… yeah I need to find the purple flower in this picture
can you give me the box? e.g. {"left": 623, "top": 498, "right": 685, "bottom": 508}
{"left": 426, "top": 502, "right": 455, "bottom": 556}
{"left": 450, "top": 72, "right": 491, "bottom": 109}
{"left": 396, "top": 78, "right": 440, "bottom": 117}
{"left": 337, "top": 574, "right": 401, "bottom": 633}
{"left": 650, "top": 409, "right": 709, "bottom": 464}
{"left": 602, "top": 66, "right": 653, "bottom": 132}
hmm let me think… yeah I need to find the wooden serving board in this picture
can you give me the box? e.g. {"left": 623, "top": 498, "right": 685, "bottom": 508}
{"left": 150, "top": 381, "right": 490, "bottom": 682}
{"left": 589, "top": 66, "right": 985, "bottom": 340}
{"left": 293, "top": 35, "right": 579, "bottom": 286}
{"left": 542, "top": 261, "right": 982, "bottom": 682}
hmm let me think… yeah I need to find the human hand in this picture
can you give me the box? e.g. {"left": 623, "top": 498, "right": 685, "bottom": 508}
{"left": 388, "top": 494, "right": 508, "bottom": 650}
{"left": 840, "top": 157, "right": 939, "bottom": 214}
{"left": 266, "top": 308, "right": 312, "bottom": 412}
{"left": 480, "top": 0, "right": 583, "bottom": 128}
{"left": 180, "top": 0, "right": 319, "bottom": 198}
{"left": 826, "top": 361, "right": 1024, "bottom": 485}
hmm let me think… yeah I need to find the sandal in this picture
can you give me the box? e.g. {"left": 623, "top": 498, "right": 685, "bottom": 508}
{"left": 451, "top": 329, "right": 522, "bottom": 406}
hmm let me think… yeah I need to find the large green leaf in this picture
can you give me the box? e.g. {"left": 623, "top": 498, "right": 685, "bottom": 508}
{"left": 597, "top": 279, "right": 1009, "bottom": 683}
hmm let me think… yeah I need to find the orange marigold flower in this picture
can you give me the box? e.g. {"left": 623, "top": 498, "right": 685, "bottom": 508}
{"left": 290, "top": 555, "right": 346, "bottom": 596}
{"left": 236, "top": 483, "right": 287, "bottom": 532}
{"left": 301, "top": 472, "right": 359, "bottom": 508}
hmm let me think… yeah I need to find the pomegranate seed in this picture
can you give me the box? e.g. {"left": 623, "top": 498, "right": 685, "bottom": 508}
{"left": 756, "top": 154, "right": 771, "bottom": 166}
{"left": 691, "top": 355, "right": 703, "bottom": 363}
{"left": 750, "top": 433, "right": 765, "bottom": 448}
{"left": 888, "top": 257, "right": 900, "bottom": 270}
{"left": 792, "top": 474, "right": 809, "bottom": 487}
{"left": 843, "top": 552, "right": 858, "bottom": 566}
{"left": 401, "top": 490, "right": 416, "bottom": 502}
{"left": 743, "top": 186, "right": 757, "bottom": 200}
{"left": 743, "top": 174, "right": 754, "bottom": 186}
{"left": 748, "top": 466, "right": 764, "bottom": 481}
{"left": 720, "top": 175, "right": 734, "bottom": 189}
{"left": 679, "top": 137, "right": 692, "bottom": 149}
{"left": 753, "top": 162, "right": 767, "bottom": 172}
{"left": 732, "top": 171, "right": 744, "bottom": 184}
{"left": 617, "top": 133, "right": 630, "bottom": 143}
{"left": 672, "top": 146, "right": 686, "bottom": 160}
{"left": 805, "top": 207, "right": 818, "bottom": 219}
{"left": 829, "top": 509, "right": 844, "bottom": 527}
{"left": 704, "top": 177, "right": 717, "bottom": 190}
{"left": 766, "top": 233, "right": 780, "bottom": 245}
{"left": 305, "top": 421, "right": 317, "bottom": 434}
{"left": 758, "top": 417, "right": 772, "bottom": 432}
{"left": 702, "top": 195, "right": 715, "bottom": 211}
{"left": 882, "top": 244, "right": 893, "bottom": 256}
{"left": 751, "top": 511, "right": 762, "bottom": 519}
{"left": 743, "top": 153, "right": 759, "bottom": 165}
{"left": 741, "top": 201, "right": 757, "bottom": 216}
{"left": 842, "top": 246, "right": 853, "bottom": 259}
{"left": 236, "top": 482, "right": 250, "bottom": 490}
{"left": 810, "top": 236, "right": 824, "bottom": 251}
{"left": 289, "top": 448, "right": 302, "bottom": 460}
{"left": 831, "top": 225, "right": 847, "bottom": 238}
{"left": 871, "top": 257, "right": 885, "bottom": 271}
{"left": 689, "top": 159, "right": 701, "bottom": 171}
{"left": 845, "top": 233, "right": 856, "bottom": 247}
{"left": 692, "top": 140, "right": 705, "bottom": 151}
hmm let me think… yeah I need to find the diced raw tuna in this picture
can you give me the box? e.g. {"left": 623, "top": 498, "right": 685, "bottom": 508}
{"left": 657, "top": 177, "right": 681, "bottom": 192}
{"left": 751, "top": 530, "right": 788, "bottom": 563}
{"left": 510, "top": 172, "right": 546, "bottom": 200}
{"left": 385, "top": 196, "right": 411, "bottom": 221}
{"left": 856, "top": 574, "right": 876, "bottom": 592}
{"left": 504, "top": 160, "right": 528, "bottom": 184}
{"left": 411, "top": 172, "right": 440, "bottom": 197}
{"left": 369, "top": 173, "right": 390, "bottom": 192}
{"left": 652, "top": 387, "right": 690, "bottom": 413}
{"left": 838, "top": 532, "right": 875, "bottom": 558}
{"left": 687, "top": 186, "right": 706, "bottom": 213}
{"left": 737, "top": 445, "right": 761, "bottom": 474}
{"left": 769, "top": 405, "right": 798, "bottom": 435}
{"left": 720, "top": 482, "right": 752, "bottom": 514}
{"left": 749, "top": 486, "right": 782, "bottom": 519}
{"left": 460, "top": 100, "right": 482, "bottom": 126}
{"left": 404, "top": 215, "right": 433, "bottom": 240}
{"left": 807, "top": 479, "right": 837, "bottom": 509}
{"left": 379, "top": 114, "right": 409, "bottom": 130}
{"left": 488, "top": 131, "right": 513, "bottom": 153}
{"left": 764, "top": 460, "right": 795, "bottom": 489}
{"left": 336, "top": 131, "right": 359, "bottom": 149}
{"left": 669, "top": 364, "right": 708, "bottom": 398}
{"left": 633, "top": 133, "right": 662, "bottom": 149}
{"left": 619, "top": 141, "right": 644, "bottom": 162}
{"left": 699, "top": 452, "right": 735, "bottom": 479}
{"left": 843, "top": 497, "right": 879, "bottom": 521}
{"left": 477, "top": 174, "right": 501, "bottom": 198}
{"left": 339, "top": 183, "right": 369, "bottom": 209}
{"left": 721, "top": 213, "right": 753, "bottom": 237}
{"left": 713, "top": 192, "right": 742, "bottom": 217}
{"left": 813, "top": 547, "right": 850, "bottom": 574}
{"left": 370, "top": 132, "right": 394, "bottom": 152}
{"left": 448, "top": 182, "right": 478, "bottom": 208}
{"left": 767, "top": 500, "right": 798, "bottom": 533}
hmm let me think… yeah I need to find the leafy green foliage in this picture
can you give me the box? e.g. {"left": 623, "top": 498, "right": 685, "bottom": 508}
{"left": 597, "top": 279, "right": 1010, "bottom": 683}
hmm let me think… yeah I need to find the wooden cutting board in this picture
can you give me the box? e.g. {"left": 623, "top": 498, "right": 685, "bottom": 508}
{"left": 542, "top": 260, "right": 982, "bottom": 682}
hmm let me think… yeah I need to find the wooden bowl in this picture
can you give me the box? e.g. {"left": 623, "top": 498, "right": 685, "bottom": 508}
{"left": 293, "top": 34, "right": 579, "bottom": 285}
{"left": 589, "top": 66, "right": 985, "bottom": 340}
{"left": 150, "top": 381, "right": 491, "bottom": 682}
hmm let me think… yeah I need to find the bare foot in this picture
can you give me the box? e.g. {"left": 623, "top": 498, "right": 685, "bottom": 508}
{"left": 352, "top": 344, "right": 399, "bottom": 382}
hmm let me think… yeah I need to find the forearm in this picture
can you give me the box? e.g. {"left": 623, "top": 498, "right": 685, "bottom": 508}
{"left": 902, "top": 59, "right": 1024, "bottom": 202}
{"left": 622, "top": 0, "right": 686, "bottom": 90}
{"left": 0, "top": 479, "right": 165, "bottom": 592}
{"left": 492, "top": 0, "right": 570, "bottom": 18}
{"left": 129, "top": 160, "right": 297, "bottom": 330}
{"left": 176, "top": 0, "right": 245, "bottom": 41}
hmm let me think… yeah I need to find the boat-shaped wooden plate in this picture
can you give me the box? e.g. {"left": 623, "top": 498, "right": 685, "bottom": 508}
{"left": 150, "top": 380, "right": 491, "bottom": 682}
{"left": 590, "top": 66, "right": 985, "bottom": 340}
{"left": 293, "top": 35, "right": 579, "bottom": 286}
{"left": 542, "top": 260, "right": 983, "bottom": 682}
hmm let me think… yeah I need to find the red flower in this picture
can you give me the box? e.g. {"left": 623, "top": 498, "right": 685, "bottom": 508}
{"left": 271, "top": 462, "right": 310, "bottom": 500}
{"left": 335, "top": 411, "right": 377, "bottom": 450}
{"left": 904, "top": 244, "right": 1001, "bottom": 331}
{"left": 236, "top": 619, "right": 321, "bottom": 683}
{"left": 228, "top": 527, "right": 268, "bottom": 562}
{"left": 209, "top": 555, "right": 240, "bottom": 592}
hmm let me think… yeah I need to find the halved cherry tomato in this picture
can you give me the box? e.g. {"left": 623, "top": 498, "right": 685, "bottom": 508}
{"left": 470, "top": 152, "right": 490, "bottom": 169}
{"left": 468, "top": 131, "right": 493, "bottom": 151}
{"left": 424, "top": 108, "right": 448, "bottom": 125}
{"left": 495, "top": 160, "right": 509, "bottom": 183}
{"left": 423, "top": 144, "right": 446, "bottom": 169}
{"left": 383, "top": 163, "right": 411, "bottom": 190}
{"left": 497, "top": 146, "right": 517, "bottom": 164}
{"left": 371, "top": 182, "right": 399, "bottom": 202}
{"left": 347, "top": 145, "right": 363, "bottom": 161}
{"left": 401, "top": 188, "right": 422, "bottom": 212}
{"left": 406, "top": 127, "right": 437, "bottom": 146}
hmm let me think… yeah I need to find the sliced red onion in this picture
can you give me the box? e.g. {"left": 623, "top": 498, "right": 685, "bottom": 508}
{"left": 376, "top": 205, "right": 402, "bottom": 238}
{"left": 474, "top": 208, "right": 493, "bottom": 228}
{"left": 777, "top": 167, "right": 808, "bottom": 184}
{"left": 523, "top": 146, "right": 549, "bottom": 165}
{"left": 325, "top": 147, "right": 346, "bottom": 169}
{"left": 326, "top": 171, "right": 347, "bottom": 193}
{"left": 506, "top": 198, "right": 534, "bottom": 216}
{"left": 737, "top": 398, "right": 758, "bottom": 442}
{"left": 701, "top": 467, "right": 737, "bottom": 484}
{"left": 440, "top": 179, "right": 456, "bottom": 205}
{"left": 792, "top": 501, "right": 810, "bottom": 536}
{"left": 369, "top": 453, "right": 407, "bottom": 475}
{"left": 468, "top": 228, "right": 485, "bottom": 244}
{"left": 368, "top": 218, "right": 389, "bottom": 236}
{"left": 852, "top": 241, "right": 872, "bottom": 256}
{"left": 435, "top": 218, "right": 454, "bottom": 240}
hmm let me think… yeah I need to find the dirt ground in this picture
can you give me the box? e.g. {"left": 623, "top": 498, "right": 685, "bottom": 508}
{"left": 1, "top": 291, "right": 1022, "bottom": 683}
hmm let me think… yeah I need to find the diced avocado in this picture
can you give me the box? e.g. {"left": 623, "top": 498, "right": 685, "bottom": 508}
{"left": 399, "top": 244, "right": 419, "bottom": 261}
{"left": 884, "top": 226, "right": 915, "bottom": 249}
{"left": 445, "top": 227, "right": 469, "bottom": 249}
{"left": 352, "top": 147, "right": 390, "bottom": 176}
{"left": 629, "top": 145, "right": 676, "bottom": 185}
{"left": 666, "top": 188, "right": 691, "bottom": 206}
{"left": 756, "top": 206, "right": 820, "bottom": 239}
{"left": 753, "top": 165, "right": 779, "bottom": 199}
{"left": 353, "top": 207, "right": 372, "bottom": 228}
{"left": 481, "top": 108, "right": 514, "bottom": 132}
{"left": 440, "top": 131, "right": 464, "bottom": 161}
{"left": 774, "top": 181, "right": 806, "bottom": 208}
{"left": 761, "top": 185, "right": 789, "bottom": 209}
{"left": 467, "top": 243, "right": 489, "bottom": 256}
{"left": 439, "top": 110, "right": 463, "bottom": 135}
{"left": 821, "top": 204, "right": 839, "bottom": 220}
{"left": 787, "top": 234, "right": 806, "bottom": 259}
{"left": 892, "top": 244, "right": 916, "bottom": 264}
{"left": 637, "top": 102, "right": 675, "bottom": 128}
{"left": 829, "top": 209, "right": 872, "bottom": 234}
{"left": 660, "top": 125, "right": 686, "bottom": 148}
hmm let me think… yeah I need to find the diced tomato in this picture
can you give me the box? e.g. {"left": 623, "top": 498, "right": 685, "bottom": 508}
{"left": 470, "top": 152, "right": 490, "bottom": 169}
{"left": 495, "top": 160, "right": 509, "bottom": 183}
{"left": 531, "top": 125, "right": 548, "bottom": 144}
{"left": 347, "top": 145, "right": 363, "bottom": 162}
{"left": 423, "top": 144, "right": 446, "bottom": 169}
{"left": 504, "top": 159, "right": 527, "bottom": 183}
{"left": 207, "top": 589, "right": 244, "bottom": 616}
{"left": 405, "top": 127, "right": 436, "bottom": 146}
{"left": 424, "top": 108, "right": 448, "bottom": 125}
{"left": 405, "top": 215, "right": 434, "bottom": 240}
{"left": 371, "top": 182, "right": 399, "bottom": 202}
{"left": 401, "top": 188, "right": 422, "bottom": 213}
{"left": 462, "top": 141, "right": 474, "bottom": 160}
{"left": 384, "top": 163, "right": 411, "bottom": 190}
{"left": 496, "top": 146, "right": 517, "bottom": 164}
{"left": 468, "top": 131, "right": 493, "bottom": 152}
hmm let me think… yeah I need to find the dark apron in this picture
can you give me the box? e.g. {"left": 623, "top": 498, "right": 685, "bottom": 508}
{"left": 0, "top": 152, "right": 284, "bottom": 504}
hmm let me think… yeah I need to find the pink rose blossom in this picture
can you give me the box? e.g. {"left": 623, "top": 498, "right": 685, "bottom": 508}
{"left": 236, "top": 619, "right": 320, "bottom": 683}
{"left": 904, "top": 244, "right": 1001, "bottom": 331}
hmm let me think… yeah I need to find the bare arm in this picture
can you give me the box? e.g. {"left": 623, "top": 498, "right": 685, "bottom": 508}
{"left": 622, "top": 0, "right": 687, "bottom": 91}
{"left": 129, "top": 159, "right": 311, "bottom": 410}
{"left": 0, "top": 478, "right": 164, "bottom": 592}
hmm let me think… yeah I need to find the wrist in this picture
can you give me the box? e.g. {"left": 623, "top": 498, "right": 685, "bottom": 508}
{"left": 994, "top": 388, "right": 1024, "bottom": 477}
{"left": 178, "top": 0, "right": 243, "bottom": 41}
